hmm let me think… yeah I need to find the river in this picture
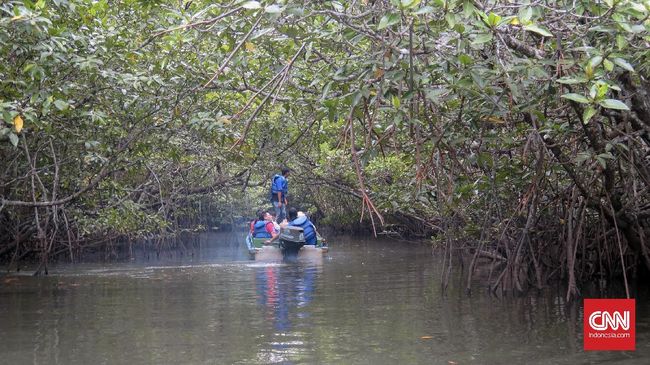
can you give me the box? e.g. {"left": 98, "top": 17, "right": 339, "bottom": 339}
{"left": 1, "top": 232, "right": 648, "bottom": 364}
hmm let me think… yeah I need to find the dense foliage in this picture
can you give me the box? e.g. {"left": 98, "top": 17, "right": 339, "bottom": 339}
{"left": 1, "top": 0, "right": 648, "bottom": 296}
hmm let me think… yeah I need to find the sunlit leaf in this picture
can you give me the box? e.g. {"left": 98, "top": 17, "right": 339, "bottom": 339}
{"left": 13, "top": 115, "right": 23, "bottom": 133}
{"left": 401, "top": 0, "right": 421, "bottom": 9}
{"left": 589, "top": 56, "right": 603, "bottom": 69}
{"left": 518, "top": 7, "right": 533, "bottom": 23}
{"left": 613, "top": 58, "right": 634, "bottom": 72}
{"left": 242, "top": 1, "right": 261, "bottom": 9}
{"left": 54, "top": 100, "right": 69, "bottom": 111}
{"left": 599, "top": 99, "right": 629, "bottom": 110}
{"left": 487, "top": 12, "right": 501, "bottom": 27}
{"left": 603, "top": 58, "right": 614, "bottom": 72}
{"left": 583, "top": 106, "right": 597, "bottom": 124}
{"left": 265, "top": 5, "right": 282, "bottom": 13}
{"left": 392, "top": 95, "right": 401, "bottom": 108}
{"left": 445, "top": 13, "right": 456, "bottom": 28}
{"left": 561, "top": 93, "right": 590, "bottom": 104}
{"left": 524, "top": 24, "right": 553, "bottom": 37}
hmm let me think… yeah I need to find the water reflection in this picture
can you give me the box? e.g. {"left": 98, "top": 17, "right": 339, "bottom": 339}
{"left": 1, "top": 232, "right": 649, "bottom": 365}
{"left": 254, "top": 262, "right": 319, "bottom": 364}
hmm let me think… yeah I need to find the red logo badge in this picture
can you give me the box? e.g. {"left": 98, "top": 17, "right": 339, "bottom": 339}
{"left": 584, "top": 299, "right": 635, "bottom": 351}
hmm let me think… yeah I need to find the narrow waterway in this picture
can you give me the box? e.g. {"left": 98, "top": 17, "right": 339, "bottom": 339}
{"left": 1, "top": 232, "right": 648, "bottom": 364}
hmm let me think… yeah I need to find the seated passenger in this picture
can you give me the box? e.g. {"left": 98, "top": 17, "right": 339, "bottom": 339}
{"left": 287, "top": 208, "right": 318, "bottom": 245}
{"left": 249, "top": 209, "right": 264, "bottom": 234}
{"left": 269, "top": 213, "right": 281, "bottom": 234}
{"left": 265, "top": 208, "right": 319, "bottom": 245}
{"left": 251, "top": 211, "right": 276, "bottom": 239}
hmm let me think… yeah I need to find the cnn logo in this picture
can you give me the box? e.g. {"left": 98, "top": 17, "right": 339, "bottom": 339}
{"left": 584, "top": 299, "right": 635, "bottom": 351}
{"left": 588, "top": 311, "right": 630, "bottom": 331}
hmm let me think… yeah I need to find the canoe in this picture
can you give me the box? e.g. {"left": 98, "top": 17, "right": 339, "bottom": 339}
{"left": 245, "top": 226, "right": 328, "bottom": 259}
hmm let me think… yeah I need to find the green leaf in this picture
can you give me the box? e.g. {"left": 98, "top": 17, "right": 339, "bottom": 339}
{"left": 518, "top": 7, "right": 533, "bottom": 23}
{"left": 589, "top": 56, "right": 603, "bottom": 69}
{"left": 599, "top": 99, "right": 629, "bottom": 110}
{"left": 401, "top": 0, "right": 421, "bottom": 9}
{"left": 241, "top": 1, "right": 261, "bottom": 9}
{"left": 414, "top": 6, "right": 434, "bottom": 14}
{"left": 616, "top": 35, "right": 627, "bottom": 50}
{"left": 561, "top": 93, "right": 590, "bottom": 104}
{"left": 321, "top": 81, "right": 333, "bottom": 100}
{"left": 377, "top": 13, "right": 400, "bottom": 30}
{"left": 471, "top": 33, "right": 493, "bottom": 45}
{"left": 556, "top": 77, "right": 587, "bottom": 85}
{"left": 9, "top": 132, "right": 19, "bottom": 147}
{"left": 424, "top": 88, "right": 446, "bottom": 102}
{"left": 54, "top": 100, "right": 69, "bottom": 111}
{"left": 583, "top": 106, "right": 597, "bottom": 124}
{"left": 445, "top": 13, "right": 456, "bottom": 28}
{"left": 603, "top": 58, "right": 614, "bottom": 72}
{"left": 589, "top": 84, "right": 597, "bottom": 100}
{"left": 265, "top": 5, "right": 282, "bottom": 13}
{"left": 595, "top": 82, "right": 609, "bottom": 99}
{"left": 524, "top": 24, "right": 553, "bottom": 37}
{"left": 613, "top": 58, "right": 634, "bottom": 72}
{"left": 458, "top": 54, "right": 473, "bottom": 66}
{"left": 463, "top": 1, "right": 475, "bottom": 18}
{"left": 487, "top": 12, "right": 501, "bottom": 27}
{"left": 286, "top": 6, "right": 304, "bottom": 16}
{"left": 392, "top": 95, "right": 401, "bottom": 108}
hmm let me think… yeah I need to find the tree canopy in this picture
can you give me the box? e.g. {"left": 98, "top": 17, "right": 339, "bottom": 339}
{"left": 1, "top": 0, "right": 649, "bottom": 294}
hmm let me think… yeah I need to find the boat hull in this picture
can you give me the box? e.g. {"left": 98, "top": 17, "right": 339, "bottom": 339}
{"left": 245, "top": 235, "right": 328, "bottom": 259}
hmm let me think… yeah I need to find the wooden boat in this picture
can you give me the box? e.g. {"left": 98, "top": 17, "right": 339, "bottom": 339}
{"left": 246, "top": 226, "right": 328, "bottom": 259}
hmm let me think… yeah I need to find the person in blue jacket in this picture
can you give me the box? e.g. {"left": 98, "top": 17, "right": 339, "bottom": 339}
{"left": 270, "top": 167, "right": 290, "bottom": 223}
{"left": 287, "top": 208, "right": 317, "bottom": 245}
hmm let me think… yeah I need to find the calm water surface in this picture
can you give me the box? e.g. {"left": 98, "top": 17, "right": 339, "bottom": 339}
{"left": 1, "top": 233, "right": 648, "bottom": 364}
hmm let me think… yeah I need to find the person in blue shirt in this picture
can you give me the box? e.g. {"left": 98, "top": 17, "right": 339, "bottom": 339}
{"left": 270, "top": 167, "right": 290, "bottom": 223}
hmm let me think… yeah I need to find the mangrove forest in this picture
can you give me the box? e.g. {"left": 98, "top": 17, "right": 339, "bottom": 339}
{"left": 1, "top": 0, "right": 649, "bottom": 299}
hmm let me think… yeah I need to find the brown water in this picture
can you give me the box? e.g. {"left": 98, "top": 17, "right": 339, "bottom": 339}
{"left": 1, "top": 232, "right": 648, "bottom": 364}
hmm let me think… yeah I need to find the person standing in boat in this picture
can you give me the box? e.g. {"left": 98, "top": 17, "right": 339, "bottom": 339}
{"left": 270, "top": 167, "right": 290, "bottom": 223}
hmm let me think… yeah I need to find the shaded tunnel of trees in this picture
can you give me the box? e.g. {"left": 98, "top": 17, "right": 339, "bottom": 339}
{"left": 1, "top": 0, "right": 649, "bottom": 298}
